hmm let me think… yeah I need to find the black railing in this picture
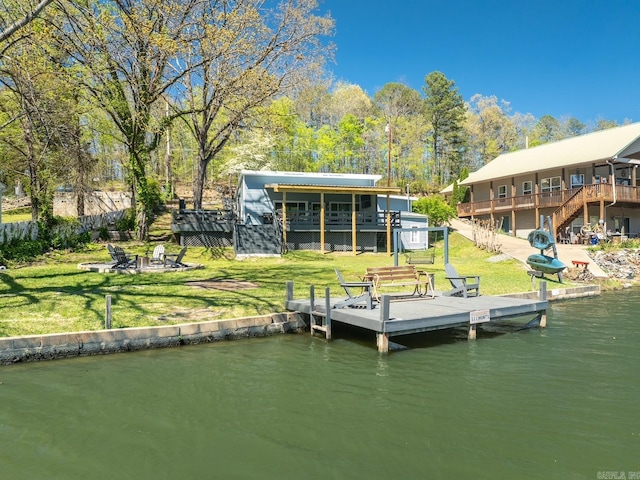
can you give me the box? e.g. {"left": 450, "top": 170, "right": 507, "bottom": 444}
{"left": 277, "top": 210, "right": 401, "bottom": 228}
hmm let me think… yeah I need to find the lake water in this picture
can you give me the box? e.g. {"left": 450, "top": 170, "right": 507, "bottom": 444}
{"left": 1, "top": 290, "right": 639, "bottom": 479}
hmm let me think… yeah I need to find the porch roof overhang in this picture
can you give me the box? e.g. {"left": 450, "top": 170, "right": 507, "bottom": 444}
{"left": 614, "top": 136, "right": 640, "bottom": 164}
{"left": 265, "top": 183, "right": 401, "bottom": 195}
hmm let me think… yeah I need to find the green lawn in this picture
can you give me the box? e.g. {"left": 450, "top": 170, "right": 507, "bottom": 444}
{"left": 0, "top": 233, "right": 560, "bottom": 337}
{"left": 1, "top": 208, "right": 32, "bottom": 223}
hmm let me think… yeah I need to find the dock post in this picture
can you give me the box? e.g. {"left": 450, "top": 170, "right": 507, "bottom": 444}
{"left": 309, "top": 284, "right": 315, "bottom": 335}
{"left": 468, "top": 323, "right": 476, "bottom": 340}
{"left": 324, "top": 288, "right": 331, "bottom": 340}
{"left": 539, "top": 281, "right": 547, "bottom": 328}
{"left": 286, "top": 281, "right": 293, "bottom": 302}
{"left": 377, "top": 295, "right": 391, "bottom": 353}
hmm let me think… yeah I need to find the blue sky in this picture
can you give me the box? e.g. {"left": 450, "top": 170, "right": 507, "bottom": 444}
{"left": 321, "top": 0, "right": 639, "bottom": 125}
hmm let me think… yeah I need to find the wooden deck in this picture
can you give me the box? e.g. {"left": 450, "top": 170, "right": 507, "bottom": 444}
{"left": 285, "top": 282, "right": 548, "bottom": 353}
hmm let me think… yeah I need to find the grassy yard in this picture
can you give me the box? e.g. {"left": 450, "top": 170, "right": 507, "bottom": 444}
{"left": 1, "top": 208, "right": 32, "bottom": 223}
{"left": 0, "top": 233, "right": 556, "bottom": 337}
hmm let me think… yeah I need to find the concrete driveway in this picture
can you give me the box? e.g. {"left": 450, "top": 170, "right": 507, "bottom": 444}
{"left": 449, "top": 218, "right": 608, "bottom": 278}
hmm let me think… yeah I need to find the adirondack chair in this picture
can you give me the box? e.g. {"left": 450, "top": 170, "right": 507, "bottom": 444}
{"left": 164, "top": 246, "right": 188, "bottom": 267}
{"left": 443, "top": 263, "right": 480, "bottom": 298}
{"left": 107, "top": 244, "right": 138, "bottom": 268}
{"left": 333, "top": 268, "right": 374, "bottom": 309}
{"left": 150, "top": 245, "right": 165, "bottom": 265}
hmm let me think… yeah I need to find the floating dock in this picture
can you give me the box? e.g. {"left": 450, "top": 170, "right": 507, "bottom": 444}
{"left": 285, "top": 282, "right": 549, "bottom": 353}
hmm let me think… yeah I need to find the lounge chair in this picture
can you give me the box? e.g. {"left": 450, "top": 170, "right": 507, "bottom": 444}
{"left": 164, "top": 246, "right": 188, "bottom": 267}
{"left": 107, "top": 244, "right": 138, "bottom": 269}
{"left": 443, "top": 263, "right": 480, "bottom": 298}
{"left": 150, "top": 245, "right": 165, "bottom": 265}
{"left": 333, "top": 268, "right": 374, "bottom": 309}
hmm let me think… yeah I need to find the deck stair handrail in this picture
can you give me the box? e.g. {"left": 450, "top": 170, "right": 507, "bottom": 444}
{"left": 551, "top": 184, "right": 616, "bottom": 237}
{"left": 551, "top": 186, "right": 586, "bottom": 236}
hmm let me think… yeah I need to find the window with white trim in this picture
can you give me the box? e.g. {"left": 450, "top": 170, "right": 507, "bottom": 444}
{"left": 410, "top": 226, "right": 419, "bottom": 243}
{"left": 541, "top": 176, "right": 561, "bottom": 192}
{"left": 522, "top": 181, "right": 533, "bottom": 195}
{"left": 497, "top": 185, "right": 507, "bottom": 199}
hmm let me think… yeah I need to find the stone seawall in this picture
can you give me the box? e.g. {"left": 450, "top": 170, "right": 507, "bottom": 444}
{"left": 0, "top": 312, "right": 307, "bottom": 365}
{"left": 504, "top": 284, "right": 601, "bottom": 301}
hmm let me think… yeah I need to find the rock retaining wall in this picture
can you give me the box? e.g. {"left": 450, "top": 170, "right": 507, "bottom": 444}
{"left": 0, "top": 312, "right": 307, "bottom": 365}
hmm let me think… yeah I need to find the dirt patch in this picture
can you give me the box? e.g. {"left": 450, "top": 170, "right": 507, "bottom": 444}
{"left": 185, "top": 279, "right": 258, "bottom": 291}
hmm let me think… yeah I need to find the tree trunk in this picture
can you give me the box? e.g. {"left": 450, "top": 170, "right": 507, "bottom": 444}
{"left": 192, "top": 155, "right": 207, "bottom": 211}
{"left": 130, "top": 152, "right": 150, "bottom": 241}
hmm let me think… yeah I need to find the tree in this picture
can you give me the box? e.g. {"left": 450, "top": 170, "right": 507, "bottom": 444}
{"left": 180, "top": 0, "right": 334, "bottom": 209}
{"left": 373, "top": 82, "right": 423, "bottom": 185}
{"left": 0, "top": 0, "right": 56, "bottom": 45}
{"left": 55, "top": 0, "right": 206, "bottom": 239}
{"left": 465, "top": 94, "right": 517, "bottom": 167}
{"left": 422, "top": 71, "right": 467, "bottom": 187}
{"left": 529, "top": 115, "right": 564, "bottom": 146}
{"left": 0, "top": 14, "right": 85, "bottom": 221}
{"left": 562, "top": 117, "right": 585, "bottom": 137}
{"left": 412, "top": 195, "right": 457, "bottom": 227}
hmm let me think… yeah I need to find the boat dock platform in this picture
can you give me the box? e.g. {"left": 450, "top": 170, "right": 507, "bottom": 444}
{"left": 285, "top": 281, "right": 549, "bottom": 353}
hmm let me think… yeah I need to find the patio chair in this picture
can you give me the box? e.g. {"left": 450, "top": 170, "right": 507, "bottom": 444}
{"left": 150, "top": 245, "right": 165, "bottom": 265}
{"left": 443, "top": 263, "right": 480, "bottom": 298}
{"left": 107, "top": 244, "right": 138, "bottom": 269}
{"left": 333, "top": 268, "right": 374, "bottom": 309}
{"left": 164, "top": 246, "right": 188, "bottom": 268}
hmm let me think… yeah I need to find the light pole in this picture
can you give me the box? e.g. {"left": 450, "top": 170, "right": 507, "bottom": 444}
{"left": 384, "top": 123, "right": 392, "bottom": 254}
{"left": 385, "top": 123, "right": 392, "bottom": 186}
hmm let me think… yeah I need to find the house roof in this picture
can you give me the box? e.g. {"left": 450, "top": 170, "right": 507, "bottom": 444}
{"left": 240, "top": 170, "right": 382, "bottom": 186}
{"left": 265, "top": 184, "right": 401, "bottom": 195}
{"left": 459, "top": 122, "right": 640, "bottom": 185}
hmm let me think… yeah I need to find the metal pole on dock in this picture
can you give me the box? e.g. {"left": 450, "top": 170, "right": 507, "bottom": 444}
{"left": 105, "top": 295, "right": 112, "bottom": 329}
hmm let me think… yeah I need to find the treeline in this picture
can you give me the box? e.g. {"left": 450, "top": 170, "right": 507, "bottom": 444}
{"left": 0, "top": 1, "right": 624, "bottom": 240}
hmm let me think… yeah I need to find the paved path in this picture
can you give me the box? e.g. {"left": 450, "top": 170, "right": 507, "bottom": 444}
{"left": 449, "top": 218, "right": 608, "bottom": 278}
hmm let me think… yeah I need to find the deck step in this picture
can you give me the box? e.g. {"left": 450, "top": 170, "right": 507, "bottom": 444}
{"left": 311, "top": 324, "right": 328, "bottom": 333}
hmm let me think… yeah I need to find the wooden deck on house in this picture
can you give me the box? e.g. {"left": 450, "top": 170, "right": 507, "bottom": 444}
{"left": 285, "top": 282, "right": 548, "bottom": 353}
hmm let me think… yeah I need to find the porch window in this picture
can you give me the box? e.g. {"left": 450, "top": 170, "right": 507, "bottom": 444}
{"left": 522, "top": 181, "right": 533, "bottom": 195}
{"left": 541, "top": 176, "right": 561, "bottom": 193}
{"left": 275, "top": 201, "right": 307, "bottom": 212}
{"left": 410, "top": 226, "right": 419, "bottom": 243}
{"left": 497, "top": 185, "right": 507, "bottom": 199}
{"left": 570, "top": 174, "right": 584, "bottom": 189}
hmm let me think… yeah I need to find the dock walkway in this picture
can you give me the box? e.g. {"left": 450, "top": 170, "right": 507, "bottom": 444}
{"left": 285, "top": 282, "right": 548, "bottom": 353}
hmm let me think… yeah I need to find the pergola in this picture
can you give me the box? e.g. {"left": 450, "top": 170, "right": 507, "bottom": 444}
{"left": 266, "top": 183, "right": 402, "bottom": 255}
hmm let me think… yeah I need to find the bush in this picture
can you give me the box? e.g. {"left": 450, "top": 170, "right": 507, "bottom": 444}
{"left": 114, "top": 208, "right": 136, "bottom": 231}
{"left": 0, "top": 239, "right": 48, "bottom": 264}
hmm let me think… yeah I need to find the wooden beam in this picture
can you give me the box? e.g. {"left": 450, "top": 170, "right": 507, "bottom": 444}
{"left": 282, "top": 192, "right": 287, "bottom": 250}
{"left": 386, "top": 194, "right": 391, "bottom": 255}
{"left": 320, "top": 193, "right": 325, "bottom": 254}
{"left": 352, "top": 193, "right": 357, "bottom": 255}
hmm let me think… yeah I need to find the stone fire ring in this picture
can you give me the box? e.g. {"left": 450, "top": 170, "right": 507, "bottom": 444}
{"left": 78, "top": 262, "right": 204, "bottom": 274}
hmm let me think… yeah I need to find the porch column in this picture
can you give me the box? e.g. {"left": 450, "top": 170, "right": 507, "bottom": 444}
{"left": 511, "top": 180, "right": 516, "bottom": 236}
{"left": 282, "top": 192, "right": 287, "bottom": 250}
{"left": 489, "top": 181, "right": 494, "bottom": 225}
{"left": 320, "top": 193, "right": 325, "bottom": 254}
{"left": 534, "top": 173, "right": 540, "bottom": 227}
{"left": 386, "top": 194, "right": 391, "bottom": 256}
{"left": 352, "top": 193, "right": 357, "bottom": 255}
{"left": 583, "top": 199, "right": 589, "bottom": 226}
{"left": 599, "top": 200, "right": 605, "bottom": 224}
{"left": 633, "top": 166, "right": 637, "bottom": 187}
